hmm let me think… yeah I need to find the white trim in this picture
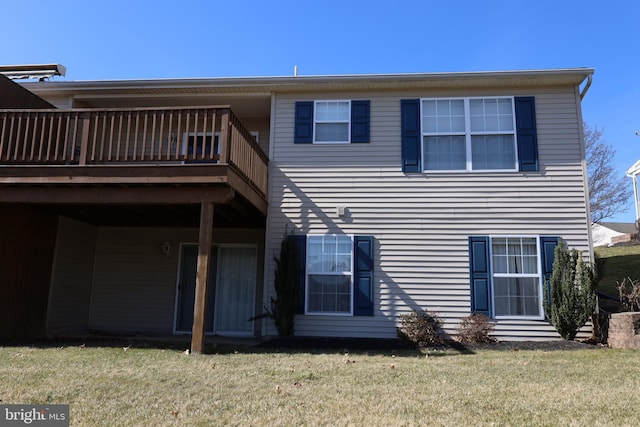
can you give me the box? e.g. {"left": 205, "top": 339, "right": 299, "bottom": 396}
{"left": 626, "top": 160, "right": 640, "bottom": 223}
{"left": 173, "top": 242, "right": 214, "bottom": 335}
{"left": 313, "top": 100, "right": 351, "bottom": 144}
{"left": 488, "top": 235, "right": 545, "bottom": 321}
{"left": 305, "top": 234, "right": 355, "bottom": 316}
{"left": 420, "top": 96, "right": 518, "bottom": 173}
{"left": 172, "top": 242, "right": 218, "bottom": 336}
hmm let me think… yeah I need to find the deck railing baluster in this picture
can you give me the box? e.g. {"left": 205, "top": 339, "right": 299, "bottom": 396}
{"left": 0, "top": 106, "right": 268, "bottom": 196}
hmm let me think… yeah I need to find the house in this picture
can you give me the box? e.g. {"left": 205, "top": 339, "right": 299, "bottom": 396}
{"left": 591, "top": 222, "right": 638, "bottom": 247}
{"left": 0, "top": 67, "right": 594, "bottom": 348}
{"left": 627, "top": 159, "right": 640, "bottom": 229}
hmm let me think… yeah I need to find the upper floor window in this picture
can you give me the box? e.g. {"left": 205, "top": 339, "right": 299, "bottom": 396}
{"left": 421, "top": 97, "right": 517, "bottom": 172}
{"left": 315, "top": 101, "right": 351, "bottom": 143}
{"left": 294, "top": 100, "right": 370, "bottom": 144}
{"left": 401, "top": 96, "right": 538, "bottom": 173}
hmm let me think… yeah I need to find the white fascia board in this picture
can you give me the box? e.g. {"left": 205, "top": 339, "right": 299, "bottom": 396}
{"left": 626, "top": 160, "right": 640, "bottom": 177}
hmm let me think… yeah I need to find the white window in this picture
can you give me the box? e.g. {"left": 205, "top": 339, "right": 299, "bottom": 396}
{"left": 491, "top": 237, "right": 542, "bottom": 318}
{"left": 306, "top": 235, "right": 353, "bottom": 314}
{"left": 183, "top": 132, "right": 219, "bottom": 163}
{"left": 314, "top": 101, "right": 350, "bottom": 143}
{"left": 182, "top": 131, "right": 259, "bottom": 163}
{"left": 421, "top": 97, "right": 517, "bottom": 171}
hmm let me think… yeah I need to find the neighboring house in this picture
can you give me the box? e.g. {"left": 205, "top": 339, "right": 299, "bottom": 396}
{"left": 627, "top": 159, "right": 640, "bottom": 229}
{"left": 591, "top": 222, "right": 638, "bottom": 247}
{"left": 0, "top": 68, "right": 594, "bottom": 346}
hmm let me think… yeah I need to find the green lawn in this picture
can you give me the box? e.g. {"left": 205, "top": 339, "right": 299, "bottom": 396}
{"left": 595, "top": 243, "right": 640, "bottom": 296}
{"left": 1, "top": 344, "right": 639, "bottom": 426}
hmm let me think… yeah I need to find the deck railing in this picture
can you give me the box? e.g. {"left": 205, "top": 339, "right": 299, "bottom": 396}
{"left": 0, "top": 106, "right": 268, "bottom": 196}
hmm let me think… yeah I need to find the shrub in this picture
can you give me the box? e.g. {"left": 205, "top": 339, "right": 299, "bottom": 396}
{"left": 265, "top": 234, "right": 300, "bottom": 338}
{"left": 397, "top": 310, "right": 444, "bottom": 348}
{"left": 543, "top": 240, "right": 597, "bottom": 340}
{"left": 457, "top": 313, "right": 496, "bottom": 344}
{"left": 617, "top": 277, "right": 640, "bottom": 312}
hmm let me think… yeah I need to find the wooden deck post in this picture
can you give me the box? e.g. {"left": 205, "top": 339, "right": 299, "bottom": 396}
{"left": 79, "top": 115, "right": 90, "bottom": 166}
{"left": 191, "top": 201, "right": 214, "bottom": 354}
{"left": 219, "top": 109, "right": 230, "bottom": 164}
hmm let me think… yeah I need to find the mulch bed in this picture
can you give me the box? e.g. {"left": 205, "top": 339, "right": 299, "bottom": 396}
{"left": 257, "top": 337, "right": 605, "bottom": 353}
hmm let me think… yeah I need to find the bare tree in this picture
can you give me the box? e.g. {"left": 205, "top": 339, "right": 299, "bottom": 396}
{"left": 584, "top": 122, "right": 632, "bottom": 223}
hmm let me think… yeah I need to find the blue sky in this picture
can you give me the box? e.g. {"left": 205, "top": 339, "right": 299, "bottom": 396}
{"left": 2, "top": 0, "right": 639, "bottom": 222}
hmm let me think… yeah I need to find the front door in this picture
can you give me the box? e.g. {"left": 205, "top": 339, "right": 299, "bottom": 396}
{"left": 174, "top": 244, "right": 256, "bottom": 336}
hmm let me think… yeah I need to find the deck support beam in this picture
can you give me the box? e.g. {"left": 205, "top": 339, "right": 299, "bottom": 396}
{"left": 191, "top": 201, "right": 214, "bottom": 354}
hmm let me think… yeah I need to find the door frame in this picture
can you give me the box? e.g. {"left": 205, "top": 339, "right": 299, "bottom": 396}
{"left": 173, "top": 242, "right": 215, "bottom": 335}
{"left": 172, "top": 242, "right": 257, "bottom": 336}
{"left": 212, "top": 243, "right": 258, "bottom": 337}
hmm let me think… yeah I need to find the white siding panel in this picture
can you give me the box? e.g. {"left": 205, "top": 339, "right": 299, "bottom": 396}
{"left": 265, "top": 86, "right": 591, "bottom": 340}
{"left": 46, "top": 217, "right": 97, "bottom": 335}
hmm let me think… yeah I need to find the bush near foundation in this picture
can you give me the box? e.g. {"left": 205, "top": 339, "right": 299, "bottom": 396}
{"left": 397, "top": 310, "right": 444, "bottom": 348}
{"left": 457, "top": 313, "right": 497, "bottom": 344}
{"left": 544, "top": 240, "right": 597, "bottom": 340}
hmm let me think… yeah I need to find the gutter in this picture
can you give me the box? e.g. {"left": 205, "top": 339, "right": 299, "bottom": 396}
{"left": 626, "top": 160, "right": 640, "bottom": 178}
{"left": 22, "top": 67, "right": 596, "bottom": 96}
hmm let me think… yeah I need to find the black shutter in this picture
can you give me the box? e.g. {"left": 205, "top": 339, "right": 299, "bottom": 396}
{"left": 469, "top": 236, "right": 491, "bottom": 316}
{"left": 294, "top": 102, "right": 314, "bottom": 144}
{"left": 290, "top": 234, "right": 307, "bottom": 314}
{"left": 540, "top": 236, "right": 559, "bottom": 309}
{"left": 351, "top": 100, "right": 370, "bottom": 143}
{"left": 401, "top": 99, "right": 421, "bottom": 173}
{"left": 515, "top": 96, "right": 539, "bottom": 172}
{"left": 354, "top": 236, "right": 374, "bottom": 316}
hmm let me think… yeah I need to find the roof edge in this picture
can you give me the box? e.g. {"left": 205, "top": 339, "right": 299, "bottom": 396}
{"left": 21, "top": 68, "right": 594, "bottom": 93}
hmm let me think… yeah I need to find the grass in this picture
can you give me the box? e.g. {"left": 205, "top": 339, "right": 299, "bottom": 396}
{"left": 1, "top": 343, "right": 640, "bottom": 426}
{"left": 595, "top": 243, "right": 640, "bottom": 296}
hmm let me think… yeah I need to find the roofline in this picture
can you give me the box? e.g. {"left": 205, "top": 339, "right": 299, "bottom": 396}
{"left": 627, "top": 159, "right": 640, "bottom": 176}
{"left": 21, "top": 68, "right": 594, "bottom": 96}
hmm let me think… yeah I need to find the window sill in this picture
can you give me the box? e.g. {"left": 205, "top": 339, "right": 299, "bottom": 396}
{"left": 303, "top": 312, "right": 353, "bottom": 317}
{"left": 493, "top": 315, "right": 546, "bottom": 321}
{"left": 421, "top": 168, "right": 519, "bottom": 173}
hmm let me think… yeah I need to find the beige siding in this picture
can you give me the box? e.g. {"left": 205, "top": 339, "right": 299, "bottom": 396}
{"left": 46, "top": 217, "right": 97, "bottom": 335}
{"left": 40, "top": 95, "right": 72, "bottom": 109}
{"left": 266, "top": 86, "right": 591, "bottom": 340}
{"left": 89, "top": 227, "right": 265, "bottom": 335}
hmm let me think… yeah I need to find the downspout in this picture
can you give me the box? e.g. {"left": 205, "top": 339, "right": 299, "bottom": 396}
{"left": 580, "top": 74, "right": 593, "bottom": 100}
{"left": 575, "top": 74, "right": 594, "bottom": 261}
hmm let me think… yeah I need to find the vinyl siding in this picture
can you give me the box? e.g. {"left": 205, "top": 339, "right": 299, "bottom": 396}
{"left": 46, "top": 96, "right": 73, "bottom": 109}
{"left": 46, "top": 217, "right": 97, "bottom": 335}
{"left": 266, "top": 86, "right": 591, "bottom": 340}
{"left": 88, "top": 227, "right": 265, "bottom": 335}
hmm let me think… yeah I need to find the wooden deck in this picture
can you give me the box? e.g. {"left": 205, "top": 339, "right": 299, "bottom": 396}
{"left": 0, "top": 106, "right": 268, "bottom": 214}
